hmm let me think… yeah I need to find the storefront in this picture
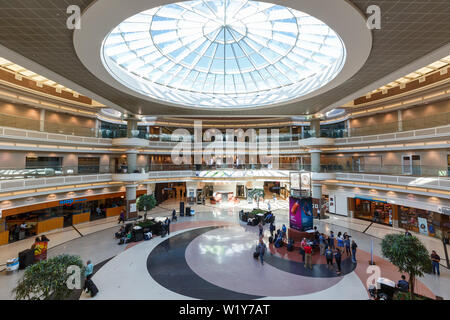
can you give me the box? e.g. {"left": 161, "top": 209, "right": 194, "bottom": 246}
{"left": 399, "top": 206, "right": 449, "bottom": 239}
{"left": 2, "top": 190, "right": 146, "bottom": 244}
{"left": 352, "top": 196, "right": 393, "bottom": 226}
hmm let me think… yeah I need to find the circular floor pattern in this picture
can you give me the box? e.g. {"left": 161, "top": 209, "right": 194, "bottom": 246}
{"left": 148, "top": 225, "right": 358, "bottom": 299}
{"left": 185, "top": 225, "right": 353, "bottom": 297}
{"left": 147, "top": 226, "right": 263, "bottom": 300}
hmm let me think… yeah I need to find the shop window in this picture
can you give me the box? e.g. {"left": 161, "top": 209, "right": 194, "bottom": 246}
{"left": 78, "top": 157, "right": 100, "bottom": 174}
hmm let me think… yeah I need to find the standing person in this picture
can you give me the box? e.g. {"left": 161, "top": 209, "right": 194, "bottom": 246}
{"left": 325, "top": 246, "right": 334, "bottom": 269}
{"left": 165, "top": 217, "right": 171, "bottom": 236}
{"left": 405, "top": 229, "right": 412, "bottom": 237}
{"left": 281, "top": 224, "right": 287, "bottom": 240}
{"left": 257, "top": 239, "right": 267, "bottom": 265}
{"left": 397, "top": 275, "right": 409, "bottom": 292}
{"left": 299, "top": 238, "right": 307, "bottom": 262}
{"left": 351, "top": 240, "right": 358, "bottom": 263}
{"left": 431, "top": 250, "right": 440, "bottom": 276}
{"left": 319, "top": 233, "right": 326, "bottom": 255}
{"left": 118, "top": 210, "right": 125, "bottom": 224}
{"left": 337, "top": 232, "right": 344, "bottom": 251}
{"left": 258, "top": 221, "right": 264, "bottom": 238}
{"left": 334, "top": 248, "right": 342, "bottom": 274}
{"left": 172, "top": 209, "right": 177, "bottom": 221}
{"left": 84, "top": 260, "right": 94, "bottom": 292}
{"left": 304, "top": 242, "right": 313, "bottom": 270}
{"left": 328, "top": 231, "right": 335, "bottom": 249}
{"left": 269, "top": 222, "right": 275, "bottom": 238}
{"left": 344, "top": 235, "right": 351, "bottom": 256}
{"left": 267, "top": 201, "right": 271, "bottom": 212}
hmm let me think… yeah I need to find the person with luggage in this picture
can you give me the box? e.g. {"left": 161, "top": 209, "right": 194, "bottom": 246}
{"left": 256, "top": 239, "right": 267, "bottom": 265}
{"left": 118, "top": 210, "right": 125, "bottom": 224}
{"left": 351, "top": 240, "right": 358, "bottom": 263}
{"left": 431, "top": 250, "right": 441, "bottom": 276}
{"left": 85, "top": 264, "right": 99, "bottom": 298}
{"left": 325, "top": 246, "right": 334, "bottom": 269}
{"left": 334, "top": 249, "right": 342, "bottom": 274}
{"left": 304, "top": 242, "right": 313, "bottom": 270}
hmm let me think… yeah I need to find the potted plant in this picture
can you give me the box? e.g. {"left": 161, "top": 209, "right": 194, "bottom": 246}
{"left": 137, "top": 194, "right": 156, "bottom": 220}
{"left": 13, "top": 254, "right": 85, "bottom": 300}
{"left": 381, "top": 233, "right": 432, "bottom": 300}
{"left": 247, "top": 188, "right": 265, "bottom": 209}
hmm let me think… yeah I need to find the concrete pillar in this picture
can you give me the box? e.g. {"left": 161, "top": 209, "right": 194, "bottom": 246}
{"left": 126, "top": 149, "right": 138, "bottom": 173}
{"left": 398, "top": 109, "right": 403, "bottom": 132}
{"left": 127, "top": 118, "right": 139, "bottom": 138}
{"left": 310, "top": 149, "right": 321, "bottom": 173}
{"left": 125, "top": 184, "right": 137, "bottom": 220}
{"left": 95, "top": 119, "right": 100, "bottom": 138}
{"left": 310, "top": 148, "right": 324, "bottom": 218}
{"left": 312, "top": 183, "right": 325, "bottom": 219}
{"left": 146, "top": 183, "right": 155, "bottom": 196}
{"left": 39, "top": 109, "right": 45, "bottom": 132}
{"left": 310, "top": 119, "right": 321, "bottom": 138}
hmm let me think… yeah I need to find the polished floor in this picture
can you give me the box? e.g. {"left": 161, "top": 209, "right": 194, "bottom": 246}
{"left": 1, "top": 199, "right": 449, "bottom": 300}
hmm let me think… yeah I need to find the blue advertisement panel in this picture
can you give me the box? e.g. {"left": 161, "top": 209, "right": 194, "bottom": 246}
{"left": 289, "top": 197, "right": 313, "bottom": 231}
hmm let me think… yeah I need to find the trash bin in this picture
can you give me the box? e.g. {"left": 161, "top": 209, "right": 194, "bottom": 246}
{"left": 6, "top": 258, "right": 19, "bottom": 272}
{"left": 18, "top": 249, "right": 34, "bottom": 269}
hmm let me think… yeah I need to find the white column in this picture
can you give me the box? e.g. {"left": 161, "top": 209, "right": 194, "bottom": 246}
{"left": 126, "top": 149, "right": 138, "bottom": 173}
{"left": 125, "top": 184, "right": 137, "bottom": 220}
{"left": 95, "top": 119, "right": 100, "bottom": 138}
{"left": 398, "top": 109, "right": 403, "bottom": 132}
{"left": 346, "top": 119, "right": 351, "bottom": 137}
{"left": 40, "top": 109, "right": 45, "bottom": 132}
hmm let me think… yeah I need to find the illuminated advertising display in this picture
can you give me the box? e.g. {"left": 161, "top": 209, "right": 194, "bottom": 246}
{"left": 289, "top": 196, "right": 313, "bottom": 231}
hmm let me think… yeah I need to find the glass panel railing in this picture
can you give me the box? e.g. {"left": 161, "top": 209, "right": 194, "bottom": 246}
{"left": 0, "top": 165, "right": 112, "bottom": 180}
{"left": 319, "top": 164, "right": 448, "bottom": 177}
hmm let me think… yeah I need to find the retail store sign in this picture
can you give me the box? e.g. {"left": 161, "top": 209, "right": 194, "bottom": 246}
{"left": 355, "top": 196, "right": 387, "bottom": 203}
{"left": 439, "top": 207, "right": 450, "bottom": 215}
{"left": 59, "top": 198, "right": 87, "bottom": 206}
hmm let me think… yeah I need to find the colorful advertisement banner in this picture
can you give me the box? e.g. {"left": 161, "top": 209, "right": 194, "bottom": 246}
{"left": 418, "top": 217, "right": 428, "bottom": 235}
{"left": 289, "top": 197, "right": 313, "bottom": 231}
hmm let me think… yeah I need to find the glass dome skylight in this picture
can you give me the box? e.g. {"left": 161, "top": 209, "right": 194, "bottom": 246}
{"left": 102, "top": 0, "right": 346, "bottom": 109}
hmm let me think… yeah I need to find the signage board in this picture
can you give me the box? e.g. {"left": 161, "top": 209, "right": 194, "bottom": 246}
{"left": 289, "top": 196, "right": 313, "bottom": 231}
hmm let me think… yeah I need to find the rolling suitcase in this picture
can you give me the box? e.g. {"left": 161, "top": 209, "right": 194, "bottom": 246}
{"left": 253, "top": 251, "right": 259, "bottom": 259}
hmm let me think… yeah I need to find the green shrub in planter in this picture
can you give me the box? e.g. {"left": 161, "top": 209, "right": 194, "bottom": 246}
{"left": 381, "top": 234, "right": 432, "bottom": 300}
{"left": 13, "top": 254, "right": 84, "bottom": 300}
